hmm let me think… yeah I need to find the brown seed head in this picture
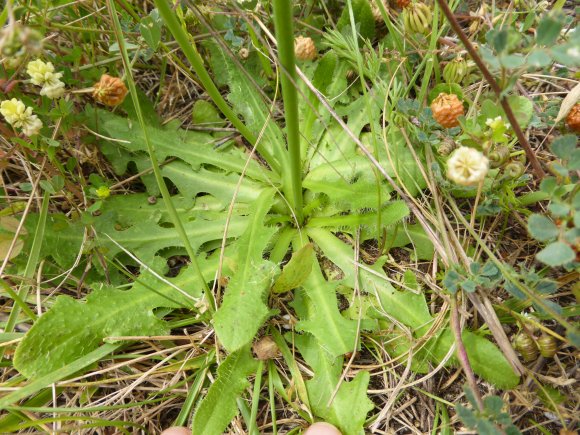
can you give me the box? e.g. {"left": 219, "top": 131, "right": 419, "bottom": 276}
{"left": 252, "top": 336, "right": 280, "bottom": 361}
{"left": 565, "top": 102, "right": 580, "bottom": 133}
{"left": 93, "top": 74, "right": 128, "bottom": 107}
{"left": 430, "top": 92, "right": 464, "bottom": 128}
{"left": 294, "top": 36, "right": 316, "bottom": 61}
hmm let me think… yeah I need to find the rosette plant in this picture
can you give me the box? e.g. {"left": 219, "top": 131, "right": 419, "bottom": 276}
{"left": 5, "top": 1, "right": 522, "bottom": 433}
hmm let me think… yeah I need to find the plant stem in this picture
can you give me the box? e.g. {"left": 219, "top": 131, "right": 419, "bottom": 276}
{"left": 272, "top": 0, "right": 304, "bottom": 225}
{"left": 435, "top": 0, "right": 545, "bottom": 179}
{"left": 450, "top": 295, "right": 484, "bottom": 411}
{"left": 154, "top": 0, "right": 280, "bottom": 174}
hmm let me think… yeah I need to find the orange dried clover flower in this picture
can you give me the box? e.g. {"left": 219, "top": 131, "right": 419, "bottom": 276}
{"left": 93, "top": 74, "right": 128, "bottom": 107}
{"left": 395, "top": 0, "right": 411, "bottom": 7}
{"left": 294, "top": 36, "right": 316, "bottom": 61}
{"left": 565, "top": 102, "right": 580, "bottom": 133}
{"left": 431, "top": 92, "right": 464, "bottom": 128}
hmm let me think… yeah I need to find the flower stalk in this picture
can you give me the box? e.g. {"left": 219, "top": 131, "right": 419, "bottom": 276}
{"left": 272, "top": 0, "right": 304, "bottom": 224}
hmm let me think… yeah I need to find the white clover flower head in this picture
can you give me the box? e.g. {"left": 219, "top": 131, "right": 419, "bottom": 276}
{"left": 20, "top": 115, "right": 43, "bottom": 136}
{"left": 446, "top": 146, "right": 489, "bottom": 186}
{"left": 0, "top": 98, "right": 43, "bottom": 136}
{"left": 40, "top": 80, "right": 65, "bottom": 99}
{"left": 27, "top": 59, "right": 58, "bottom": 85}
{"left": 26, "top": 59, "right": 65, "bottom": 99}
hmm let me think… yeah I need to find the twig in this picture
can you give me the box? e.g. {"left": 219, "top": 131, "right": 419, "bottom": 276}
{"left": 435, "top": 0, "right": 545, "bottom": 179}
{"left": 451, "top": 294, "right": 484, "bottom": 411}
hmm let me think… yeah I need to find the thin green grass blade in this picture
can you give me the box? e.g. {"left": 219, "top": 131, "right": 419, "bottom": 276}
{"left": 1, "top": 190, "right": 49, "bottom": 361}
{"left": 0, "top": 343, "right": 120, "bottom": 409}
{"left": 153, "top": 0, "right": 280, "bottom": 173}
{"left": 106, "top": 0, "right": 212, "bottom": 309}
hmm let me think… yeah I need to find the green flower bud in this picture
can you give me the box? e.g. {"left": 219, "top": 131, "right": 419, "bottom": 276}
{"left": 403, "top": 2, "right": 432, "bottom": 35}
{"left": 488, "top": 145, "right": 510, "bottom": 168}
{"left": 503, "top": 161, "right": 525, "bottom": 179}
{"left": 514, "top": 333, "right": 538, "bottom": 362}
{"left": 443, "top": 56, "right": 468, "bottom": 84}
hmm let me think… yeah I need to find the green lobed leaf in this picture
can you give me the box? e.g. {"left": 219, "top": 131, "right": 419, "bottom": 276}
{"left": 308, "top": 201, "right": 409, "bottom": 230}
{"left": 213, "top": 189, "right": 278, "bottom": 353}
{"left": 307, "top": 95, "right": 380, "bottom": 168}
{"left": 293, "top": 334, "right": 373, "bottom": 435}
{"left": 308, "top": 228, "right": 432, "bottom": 330}
{"left": 26, "top": 194, "right": 250, "bottom": 272}
{"left": 161, "top": 162, "right": 265, "bottom": 205}
{"left": 14, "top": 256, "right": 214, "bottom": 379}
{"left": 303, "top": 165, "right": 392, "bottom": 212}
{"left": 384, "top": 223, "right": 435, "bottom": 261}
{"left": 308, "top": 230, "right": 519, "bottom": 388}
{"left": 191, "top": 347, "right": 257, "bottom": 435}
{"left": 205, "top": 41, "right": 286, "bottom": 167}
{"left": 295, "top": 251, "right": 358, "bottom": 358}
{"left": 272, "top": 243, "right": 314, "bottom": 293}
{"left": 87, "top": 108, "right": 272, "bottom": 184}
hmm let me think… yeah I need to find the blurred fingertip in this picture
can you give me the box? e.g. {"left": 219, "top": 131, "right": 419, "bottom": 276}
{"left": 304, "top": 422, "right": 342, "bottom": 435}
{"left": 160, "top": 427, "right": 191, "bottom": 435}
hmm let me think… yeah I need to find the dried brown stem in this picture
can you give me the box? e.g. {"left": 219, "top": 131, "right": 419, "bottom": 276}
{"left": 435, "top": 0, "right": 546, "bottom": 179}
{"left": 451, "top": 294, "right": 484, "bottom": 411}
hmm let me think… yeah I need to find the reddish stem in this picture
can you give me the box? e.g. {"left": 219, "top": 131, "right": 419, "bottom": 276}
{"left": 435, "top": 0, "right": 546, "bottom": 179}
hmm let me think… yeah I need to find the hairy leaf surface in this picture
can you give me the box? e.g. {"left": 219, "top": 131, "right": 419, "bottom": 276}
{"left": 14, "top": 256, "right": 215, "bottom": 379}
{"left": 88, "top": 108, "right": 271, "bottom": 183}
{"left": 308, "top": 227, "right": 431, "bottom": 330}
{"left": 214, "top": 190, "right": 278, "bottom": 352}
{"left": 28, "top": 194, "right": 249, "bottom": 270}
{"left": 294, "top": 334, "right": 373, "bottom": 435}
{"left": 191, "top": 347, "right": 257, "bottom": 435}
{"left": 294, "top": 251, "right": 358, "bottom": 358}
